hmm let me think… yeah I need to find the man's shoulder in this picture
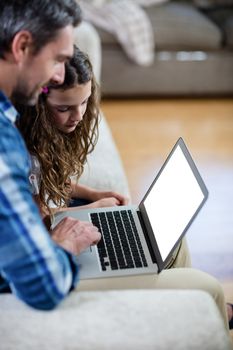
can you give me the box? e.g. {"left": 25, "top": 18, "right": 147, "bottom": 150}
{"left": 0, "top": 115, "right": 22, "bottom": 150}
{"left": 0, "top": 90, "right": 18, "bottom": 124}
{"left": 0, "top": 113, "right": 29, "bottom": 179}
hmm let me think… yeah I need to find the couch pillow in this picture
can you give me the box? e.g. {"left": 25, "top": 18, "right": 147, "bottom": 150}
{"left": 97, "top": 2, "right": 222, "bottom": 50}
{"left": 193, "top": 0, "right": 233, "bottom": 8}
{"left": 203, "top": 8, "right": 233, "bottom": 48}
{"left": 145, "top": 2, "right": 221, "bottom": 50}
{"left": 225, "top": 15, "right": 233, "bottom": 47}
{"left": 134, "top": 0, "right": 169, "bottom": 6}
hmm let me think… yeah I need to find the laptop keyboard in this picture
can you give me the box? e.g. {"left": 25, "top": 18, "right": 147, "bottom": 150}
{"left": 90, "top": 210, "right": 148, "bottom": 271}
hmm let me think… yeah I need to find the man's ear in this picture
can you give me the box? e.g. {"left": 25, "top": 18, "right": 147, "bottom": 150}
{"left": 11, "top": 30, "right": 33, "bottom": 64}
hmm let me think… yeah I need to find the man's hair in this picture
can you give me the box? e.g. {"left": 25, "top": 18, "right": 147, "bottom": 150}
{"left": 0, "top": 0, "right": 82, "bottom": 58}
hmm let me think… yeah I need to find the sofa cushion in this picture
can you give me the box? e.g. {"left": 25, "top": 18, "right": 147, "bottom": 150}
{"left": 202, "top": 8, "right": 233, "bottom": 48}
{"left": 193, "top": 0, "right": 233, "bottom": 8}
{"left": 225, "top": 15, "right": 233, "bottom": 47}
{"left": 97, "top": 2, "right": 222, "bottom": 50}
{"left": 0, "top": 291, "right": 232, "bottom": 350}
{"left": 145, "top": 3, "right": 222, "bottom": 49}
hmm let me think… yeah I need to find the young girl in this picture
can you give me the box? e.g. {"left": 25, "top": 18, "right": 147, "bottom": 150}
{"left": 17, "top": 46, "right": 128, "bottom": 219}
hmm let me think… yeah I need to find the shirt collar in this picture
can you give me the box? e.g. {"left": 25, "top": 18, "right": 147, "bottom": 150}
{"left": 0, "top": 90, "right": 19, "bottom": 123}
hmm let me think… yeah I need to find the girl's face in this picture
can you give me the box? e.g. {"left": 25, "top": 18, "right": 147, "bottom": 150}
{"left": 47, "top": 80, "right": 92, "bottom": 133}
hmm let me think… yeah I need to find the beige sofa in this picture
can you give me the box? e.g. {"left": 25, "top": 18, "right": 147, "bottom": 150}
{"left": 0, "top": 290, "right": 232, "bottom": 350}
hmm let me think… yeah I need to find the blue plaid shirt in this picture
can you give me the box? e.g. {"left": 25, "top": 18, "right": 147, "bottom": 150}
{"left": 0, "top": 90, "right": 79, "bottom": 310}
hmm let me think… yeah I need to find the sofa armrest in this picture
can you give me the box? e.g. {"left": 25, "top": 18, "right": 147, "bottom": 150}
{"left": 0, "top": 290, "right": 231, "bottom": 350}
{"left": 79, "top": 112, "right": 131, "bottom": 199}
{"left": 73, "top": 21, "right": 102, "bottom": 84}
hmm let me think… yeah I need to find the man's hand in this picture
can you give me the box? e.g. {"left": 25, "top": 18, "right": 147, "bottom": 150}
{"left": 51, "top": 217, "right": 101, "bottom": 255}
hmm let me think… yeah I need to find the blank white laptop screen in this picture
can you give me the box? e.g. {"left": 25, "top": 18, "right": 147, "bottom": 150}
{"left": 143, "top": 144, "right": 205, "bottom": 261}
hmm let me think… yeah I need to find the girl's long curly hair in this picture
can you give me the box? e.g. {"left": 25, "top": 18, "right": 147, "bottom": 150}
{"left": 16, "top": 46, "right": 100, "bottom": 212}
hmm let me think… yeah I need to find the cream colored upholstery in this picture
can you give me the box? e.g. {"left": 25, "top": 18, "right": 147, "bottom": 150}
{"left": 0, "top": 291, "right": 232, "bottom": 350}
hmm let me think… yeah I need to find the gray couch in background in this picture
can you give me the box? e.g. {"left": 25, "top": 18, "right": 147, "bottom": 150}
{"left": 95, "top": 1, "right": 233, "bottom": 97}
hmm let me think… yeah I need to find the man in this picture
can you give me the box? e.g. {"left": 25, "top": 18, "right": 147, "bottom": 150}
{"left": 0, "top": 0, "right": 100, "bottom": 310}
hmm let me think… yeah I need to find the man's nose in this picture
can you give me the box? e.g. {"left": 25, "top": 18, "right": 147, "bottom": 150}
{"left": 50, "top": 63, "right": 65, "bottom": 86}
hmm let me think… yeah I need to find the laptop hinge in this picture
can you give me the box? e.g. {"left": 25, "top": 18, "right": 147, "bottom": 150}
{"left": 137, "top": 211, "right": 157, "bottom": 264}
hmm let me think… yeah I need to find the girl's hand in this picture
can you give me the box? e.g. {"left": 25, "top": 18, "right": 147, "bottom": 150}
{"left": 91, "top": 197, "right": 120, "bottom": 208}
{"left": 90, "top": 190, "right": 129, "bottom": 206}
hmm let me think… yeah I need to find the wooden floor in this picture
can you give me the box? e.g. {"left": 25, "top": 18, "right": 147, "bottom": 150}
{"left": 101, "top": 97, "right": 233, "bottom": 330}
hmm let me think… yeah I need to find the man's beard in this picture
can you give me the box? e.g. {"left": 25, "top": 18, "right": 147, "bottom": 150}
{"left": 11, "top": 84, "right": 39, "bottom": 106}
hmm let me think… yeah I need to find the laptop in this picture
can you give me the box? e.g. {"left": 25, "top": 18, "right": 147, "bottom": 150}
{"left": 53, "top": 137, "right": 208, "bottom": 279}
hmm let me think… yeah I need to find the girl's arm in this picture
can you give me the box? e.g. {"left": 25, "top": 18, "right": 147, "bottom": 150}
{"left": 70, "top": 181, "right": 129, "bottom": 206}
{"left": 70, "top": 182, "right": 98, "bottom": 201}
{"left": 33, "top": 195, "right": 52, "bottom": 230}
{"left": 49, "top": 181, "right": 129, "bottom": 212}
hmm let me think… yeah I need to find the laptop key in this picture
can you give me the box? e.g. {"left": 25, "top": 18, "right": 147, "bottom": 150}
{"left": 91, "top": 210, "right": 149, "bottom": 271}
